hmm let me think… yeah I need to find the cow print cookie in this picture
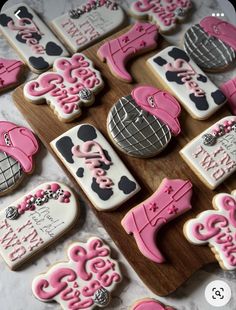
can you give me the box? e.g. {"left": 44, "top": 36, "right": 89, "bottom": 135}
{"left": 0, "top": 58, "right": 24, "bottom": 93}
{"left": 0, "top": 121, "right": 38, "bottom": 196}
{"left": 0, "top": 182, "right": 78, "bottom": 269}
{"left": 147, "top": 46, "right": 226, "bottom": 120}
{"left": 32, "top": 237, "right": 122, "bottom": 309}
{"left": 50, "top": 124, "right": 140, "bottom": 211}
{"left": 0, "top": 3, "right": 68, "bottom": 73}
{"left": 51, "top": 0, "right": 125, "bottom": 53}
{"left": 107, "top": 85, "right": 181, "bottom": 158}
{"left": 180, "top": 116, "right": 236, "bottom": 189}
{"left": 184, "top": 16, "right": 236, "bottom": 72}
{"left": 130, "top": 0, "right": 192, "bottom": 33}
{"left": 184, "top": 190, "right": 236, "bottom": 270}
{"left": 23, "top": 53, "right": 104, "bottom": 122}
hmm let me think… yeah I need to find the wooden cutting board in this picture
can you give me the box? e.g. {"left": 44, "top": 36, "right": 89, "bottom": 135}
{"left": 12, "top": 26, "right": 236, "bottom": 296}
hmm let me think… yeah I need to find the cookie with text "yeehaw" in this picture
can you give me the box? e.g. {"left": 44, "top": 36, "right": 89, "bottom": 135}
{"left": 32, "top": 237, "right": 122, "bottom": 310}
{"left": 184, "top": 190, "right": 236, "bottom": 270}
{"left": 50, "top": 123, "right": 140, "bottom": 211}
{"left": 147, "top": 46, "right": 226, "bottom": 120}
{"left": 0, "top": 182, "right": 78, "bottom": 269}
{"left": 23, "top": 53, "right": 104, "bottom": 122}
{"left": 51, "top": 0, "right": 125, "bottom": 53}
{"left": 180, "top": 116, "right": 236, "bottom": 189}
{"left": 0, "top": 3, "right": 68, "bottom": 73}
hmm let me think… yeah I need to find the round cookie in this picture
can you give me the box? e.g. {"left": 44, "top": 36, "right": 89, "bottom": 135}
{"left": 131, "top": 298, "right": 175, "bottom": 310}
{"left": 107, "top": 85, "right": 181, "bottom": 158}
{"left": 183, "top": 16, "right": 236, "bottom": 72}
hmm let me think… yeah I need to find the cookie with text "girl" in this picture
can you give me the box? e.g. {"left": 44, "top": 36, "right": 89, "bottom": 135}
{"left": 130, "top": 0, "right": 192, "bottom": 33}
{"left": 50, "top": 123, "right": 140, "bottom": 211}
{"left": 51, "top": 0, "right": 125, "bottom": 53}
{"left": 23, "top": 53, "right": 104, "bottom": 122}
{"left": 32, "top": 237, "right": 122, "bottom": 310}
{"left": 180, "top": 116, "right": 236, "bottom": 189}
{"left": 184, "top": 190, "right": 236, "bottom": 270}
{"left": 184, "top": 17, "right": 236, "bottom": 72}
{"left": 0, "top": 182, "right": 78, "bottom": 269}
{"left": 131, "top": 298, "right": 175, "bottom": 310}
{"left": 147, "top": 46, "right": 226, "bottom": 120}
{"left": 0, "top": 58, "right": 24, "bottom": 93}
{"left": 0, "top": 3, "right": 68, "bottom": 73}
{"left": 107, "top": 85, "right": 181, "bottom": 158}
{"left": 0, "top": 121, "right": 38, "bottom": 196}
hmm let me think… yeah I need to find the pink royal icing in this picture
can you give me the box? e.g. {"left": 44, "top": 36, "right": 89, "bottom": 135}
{"left": 132, "top": 299, "right": 174, "bottom": 310}
{"left": 220, "top": 77, "right": 236, "bottom": 115}
{"left": 185, "top": 190, "right": 236, "bottom": 270}
{"left": 121, "top": 178, "right": 192, "bottom": 263}
{"left": 200, "top": 16, "right": 236, "bottom": 51}
{"left": 0, "top": 121, "right": 38, "bottom": 173}
{"left": 32, "top": 237, "right": 122, "bottom": 309}
{"left": 97, "top": 22, "right": 158, "bottom": 82}
{"left": 0, "top": 58, "right": 24, "bottom": 90}
{"left": 131, "top": 85, "right": 181, "bottom": 135}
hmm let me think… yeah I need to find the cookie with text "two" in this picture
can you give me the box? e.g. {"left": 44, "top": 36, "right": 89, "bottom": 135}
{"left": 180, "top": 116, "right": 236, "bottom": 189}
{"left": 0, "top": 182, "right": 78, "bottom": 269}
{"left": 0, "top": 3, "right": 68, "bottom": 73}
{"left": 107, "top": 85, "right": 181, "bottom": 158}
{"left": 32, "top": 237, "right": 122, "bottom": 310}
{"left": 50, "top": 123, "right": 140, "bottom": 211}
{"left": 147, "top": 46, "right": 226, "bottom": 120}
{"left": 0, "top": 121, "right": 38, "bottom": 196}
{"left": 184, "top": 16, "right": 236, "bottom": 72}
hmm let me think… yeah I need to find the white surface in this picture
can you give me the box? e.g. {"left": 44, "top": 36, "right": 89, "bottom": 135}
{"left": 0, "top": 0, "right": 236, "bottom": 309}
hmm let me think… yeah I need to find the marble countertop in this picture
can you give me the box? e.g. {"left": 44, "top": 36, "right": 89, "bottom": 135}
{"left": 0, "top": 0, "right": 235, "bottom": 309}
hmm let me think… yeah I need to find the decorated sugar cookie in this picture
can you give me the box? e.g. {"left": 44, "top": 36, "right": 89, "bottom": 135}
{"left": 131, "top": 298, "right": 174, "bottom": 310}
{"left": 122, "top": 178, "right": 192, "bottom": 263}
{"left": 107, "top": 85, "right": 181, "bottom": 157}
{"left": 50, "top": 123, "right": 140, "bottom": 211}
{"left": 0, "top": 58, "right": 24, "bottom": 92}
{"left": 180, "top": 116, "right": 236, "bottom": 189}
{"left": 130, "top": 0, "right": 192, "bottom": 33}
{"left": 184, "top": 190, "right": 236, "bottom": 270}
{"left": 24, "top": 53, "right": 104, "bottom": 122}
{"left": 184, "top": 17, "right": 236, "bottom": 72}
{"left": 51, "top": 0, "right": 125, "bottom": 53}
{"left": 0, "top": 121, "right": 38, "bottom": 196}
{"left": 32, "top": 237, "right": 122, "bottom": 309}
{"left": 0, "top": 3, "right": 68, "bottom": 73}
{"left": 220, "top": 77, "right": 236, "bottom": 115}
{"left": 0, "top": 182, "right": 78, "bottom": 269}
{"left": 147, "top": 46, "right": 226, "bottom": 120}
{"left": 97, "top": 22, "right": 159, "bottom": 82}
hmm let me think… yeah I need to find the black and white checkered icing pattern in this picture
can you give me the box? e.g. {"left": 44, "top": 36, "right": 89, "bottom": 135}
{"left": 108, "top": 95, "right": 171, "bottom": 157}
{"left": 0, "top": 151, "right": 23, "bottom": 193}
{"left": 184, "top": 24, "right": 235, "bottom": 69}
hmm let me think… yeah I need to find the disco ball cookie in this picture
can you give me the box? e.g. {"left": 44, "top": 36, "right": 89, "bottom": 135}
{"left": 184, "top": 16, "right": 236, "bottom": 72}
{"left": 23, "top": 53, "right": 104, "bottom": 122}
{"left": 0, "top": 182, "right": 78, "bottom": 269}
{"left": 0, "top": 121, "right": 38, "bottom": 196}
{"left": 107, "top": 85, "right": 181, "bottom": 158}
{"left": 32, "top": 237, "right": 122, "bottom": 309}
{"left": 131, "top": 298, "right": 175, "bottom": 310}
{"left": 0, "top": 58, "right": 24, "bottom": 93}
{"left": 130, "top": 0, "right": 192, "bottom": 33}
{"left": 184, "top": 190, "right": 236, "bottom": 270}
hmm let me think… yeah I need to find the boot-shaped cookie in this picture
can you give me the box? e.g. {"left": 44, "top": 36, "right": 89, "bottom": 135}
{"left": 121, "top": 178, "right": 193, "bottom": 263}
{"left": 97, "top": 22, "right": 158, "bottom": 82}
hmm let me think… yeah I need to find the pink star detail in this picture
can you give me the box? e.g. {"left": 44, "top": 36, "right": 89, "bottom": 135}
{"left": 165, "top": 186, "right": 173, "bottom": 194}
{"left": 136, "top": 25, "right": 144, "bottom": 32}
{"left": 149, "top": 202, "right": 158, "bottom": 212}
{"left": 168, "top": 205, "right": 178, "bottom": 214}
{"left": 140, "top": 40, "right": 146, "bottom": 47}
{"left": 122, "top": 36, "right": 129, "bottom": 43}
{"left": 0, "top": 78, "right": 4, "bottom": 86}
{"left": 0, "top": 63, "right": 4, "bottom": 69}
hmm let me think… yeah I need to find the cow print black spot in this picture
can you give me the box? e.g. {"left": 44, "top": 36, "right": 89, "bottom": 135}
{"left": 189, "top": 93, "right": 209, "bottom": 111}
{"left": 98, "top": 149, "right": 112, "bottom": 171}
{"left": 118, "top": 176, "right": 136, "bottom": 195}
{"left": 77, "top": 125, "right": 97, "bottom": 141}
{"left": 168, "top": 47, "right": 190, "bottom": 62}
{"left": 14, "top": 6, "right": 33, "bottom": 20}
{"left": 76, "top": 168, "right": 84, "bottom": 178}
{"left": 197, "top": 74, "right": 207, "bottom": 83}
{"left": 91, "top": 178, "right": 113, "bottom": 201}
{"left": 55, "top": 136, "right": 74, "bottom": 164}
{"left": 0, "top": 14, "right": 12, "bottom": 26}
{"left": 166, "top": 71, "right": 184, "bottom": 84}
{"left": 29, "top": 57, "right": 49, "bottom": 70}
{"left": 211, "top": 90, "right": 226, "bottom": 105}
{"left": 153, "top": 56, "right": 167, "bottom": 66}
{"left": 45, "top": 42, "right": 63, "bottom": 56}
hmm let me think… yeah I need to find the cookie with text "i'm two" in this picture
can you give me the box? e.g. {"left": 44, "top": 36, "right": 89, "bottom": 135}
{"left": 32, "top": 237, "right": 122, "bottom": 310}
{"left": 131, "top": 298, "right": 175, "bottom": 310}
{"left": 0, "top": 182, "right": 78, "bottom": 269}
{"left": 0, "top": 3, "right": 68, "bottom": 73}
{"left": 107, "top": 85, "right": 181, "bottom": 158}
{"left": 23, "top": 53, "right": 104, "bottom": 122}
{"left": 184, "top": 190, "right": 236, "bottom": 270}
{"left": 180, "top": 116, "right": 236, "bottom": 189}
{"left": 50, "top": 123, "right": 140, "bottom": 211}
{"left": 184, "top": 16, "right": 236, "bottom": 72}
{"left": 51, "top": 0, "right": 125, "bottom": 53}
{"left": 0, "top": 121, "right": 38, "bottom": 196}
{"left": 130, "top": 0, "right": 192, "bottom": 33}
{"left": 147, "top": 46, "right": 226, "bottom": 120}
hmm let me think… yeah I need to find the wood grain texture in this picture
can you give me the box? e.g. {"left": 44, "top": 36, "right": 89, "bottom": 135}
{"left": 12, "top": 26, "right": 236, "bottom": 296}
